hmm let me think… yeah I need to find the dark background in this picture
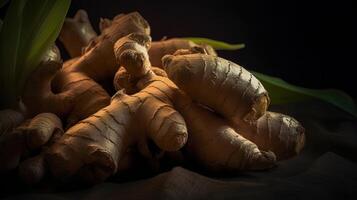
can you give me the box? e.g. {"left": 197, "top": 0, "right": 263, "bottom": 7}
{"left": 1, "top": 0, "right": 356, "bottom": 98}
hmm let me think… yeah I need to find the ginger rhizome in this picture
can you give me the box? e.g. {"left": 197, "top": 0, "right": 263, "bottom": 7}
{"left": 47, "top": 32, "right": 279, "bottom": 183}
{"left": 148, "top": 38, "right": 217, "bottom": 68}
{"left": 176, "top": 97, "right": 276, "bottom": 171}
{"left": 236, "top": 111, "right": 305, "bottom": 160}
{"left": 47, "top": 33, "right": 188, "bottom": 183}
{"left": 113, "top": 66, "right": 167, "bottom": 94}
{"left": 0, "top": 109, "right": 24, "bottom": 136}
{"left": 114, "top": 43, "right": 278, "bottom": 171}
{"left": 0, "top": 113, "right": 62, "bottom": 178}
{"left": 163, "top": 50, "right": 304, "bottom": 161}
{"left": 113, "top": 34, "right": 277, "bottom": 171}
{"left": 0, "top": 10, "right": 305, "bottom": 185}
{"left": 23, "top": 12, "right": 150, "bottom": 127}
{"left": 163, "top": 53, "right": 269, "bottom": 124}
{"left": 59, "top": 9, "right": 98, "bottom": 58}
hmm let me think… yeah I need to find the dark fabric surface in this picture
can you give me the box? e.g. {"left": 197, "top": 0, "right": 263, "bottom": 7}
{"left": 3, "top": 101, "right": 357, "bottom": 200}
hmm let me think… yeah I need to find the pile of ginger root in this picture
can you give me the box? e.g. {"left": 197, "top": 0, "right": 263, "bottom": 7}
{"left": 0, "top": 10, "right": 305, "bottom": 185}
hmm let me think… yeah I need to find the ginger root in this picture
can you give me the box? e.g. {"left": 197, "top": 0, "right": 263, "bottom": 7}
{"left": 121, "top": 34, "right": 278, "bottom": 171}
{"left": 0, "top": 109, "right": 24, "bottom": 136}
{"left": 113, "top": 66, "right": 167, "bottom": 94}
{"left": 25, "top": 113, "right": 63, "bottom": 150}
{"left": 59, "top": 9, "right": 97, "bottom": 58}
{"left": 47, "top": 33, "right": 188, "bottom": 183}
{"left": 148, "top": 38, "right": 216, "bottom": 68}
{"left": 0, "top": 10, "right": 305, "bottom": 186}
{"left": 236, "top": 112, "right": 305, "bottom": 160}
{"left": 99, "top": 17, "right": 113, "bottom": 33}
{"left": 162, "top": 49, "right": 304, "bottom": 163}
{"left": 0, "top": 113, "right": 62, "bottom": 174}
{"left": 174, "top": 95, "right": 276, "bottom": 171}
{"left": 22, "top": 60, "right": 110, "bottom": 128}
{"left": 46, "top": 32, "right": 277, "bottom": 183}
{"left": 163, "top": 53, "right": 269, "bottom": 124}
{"left": 0, "top": 120, "right": 30, "bottom": 173}
{"left": 18, "top": 154, "right": 47, "bottom": 185}
{"left": 23, "top": 12, "right": 150, "bottom": 127}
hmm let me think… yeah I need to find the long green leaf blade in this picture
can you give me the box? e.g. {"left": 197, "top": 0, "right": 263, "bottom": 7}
{"left": 0, "top": 0, "right": 27, "bottom": 106}
{"left": 17, "top": 0, "right": 71, "bottom": 94}
{"left": 253, "top": 71, "right": 357, "bottom": 117}
{"left": 16, "top": 0, "right": 52, "bottom": 74}
{"left": 0, "top": 0, "right": 70, "bottom": 108}
{"left": 183, "top": 37, "right": 245, "bottom": 50}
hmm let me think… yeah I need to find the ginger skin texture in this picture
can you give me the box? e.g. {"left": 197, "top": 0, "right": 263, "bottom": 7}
{"left": 23, "top": 12, "right": 150, "bottom": 127}
{"left": 113, "top": 66, "right": 167, "bottom": 94}
{"left": 163, "top": 53, "right": 269, "bottom": 124}
{"left": 163, "top": 49, "right": 304, "bottom": 162}
{"left": 236, "top": 111, "right": 305, "bottom": 160}
{"left": 46, "top": 33, "right": 188, "bottom": 183}
{"left": 148, "top": 38, "right": 216, "bottom": 68}
{"left": 17, "top": 113, "right": 64, "bottom": 185}
{"left": 0, "top": 113, "right": 62, "bottom": 175}
{"left": 0, "top": 109, "right": 24, "bottom": 136}
{"left": 22, "top": 60, "right": 110, "bottom": 128}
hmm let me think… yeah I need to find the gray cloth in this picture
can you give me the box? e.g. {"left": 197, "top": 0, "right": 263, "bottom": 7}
{"left": 4, "top": 101, "right": 357, "bottom": 200}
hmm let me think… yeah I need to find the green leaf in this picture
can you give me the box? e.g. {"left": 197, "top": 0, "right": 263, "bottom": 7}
{"left": 183, "top": 37, "right": 245, "bottom": 50}
{"left": 16, "top": 0, "right": 54, "bottom": 74}
{"left": 0, "top": 0, "right": 27, "bottom": 106}
{"left": 0, "top": 0, "right": 70, "bottom": 107}
{"left": 252, "top": 71, "right": 357, "bottom": 117}
{"left": 17, "top": 0, "right": 71, "bottom": 93}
